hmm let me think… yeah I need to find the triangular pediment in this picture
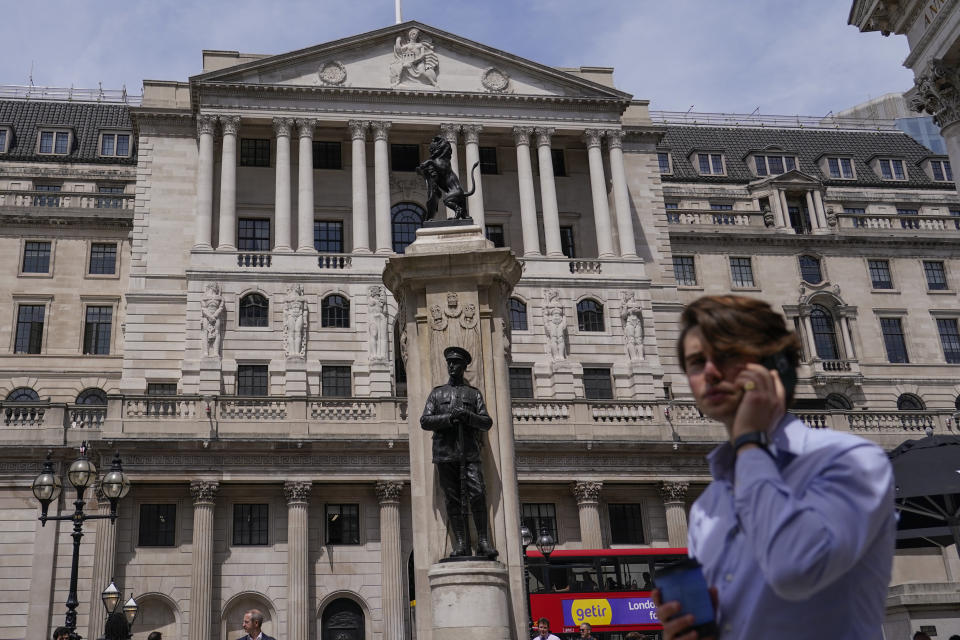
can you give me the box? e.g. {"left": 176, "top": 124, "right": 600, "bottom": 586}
{"left": 748, "top": 168, "right": 822, "bottom": 190}
{"left": 192, "top": 21, "right": 631, "bottom": 101}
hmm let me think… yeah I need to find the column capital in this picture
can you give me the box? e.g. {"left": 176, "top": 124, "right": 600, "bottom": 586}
{"left": 283, "top": 480, "right": 312, "bottom": 505}
{"left": 295, "top": 118, "right": 317, "bottom": 139}
{"left": 439, "top": 122, "right": 461, "bottom": 143}
{"left": 605, "top": 129, "right": 624, "bottom": 149}
{"left": 512, "top": 126, "right": 533, "bottom": 146}
{"left": 534, "top": 127, "right": 555, "bottom": 147}
{"left": 375, "top": 480, "right": 404, "bottom": 504}
{"left": 196, "top": 114, "right": 217, "bottom": 137}
{"left": 348, "top": 120, "right": 370, "bottom": 140}
{"left": 658, "top": 481, "right": 689, "bottom": 504}
{"left": 218, "top": 115, "right": 241, "bottom": 136}
{"left": 908, "top": 57, "right": 960, "bottom": 129}
{"left": 371, "top": 120, "right": 392, "bottom": 141}
{"left": 571, "top": 480, "right": 603, "bottom": 504}
{"left": 583, "top": 128, "right": 604, "bottom": 149}
{"left": 272, "top": 117, "right": 294, "bottom": 138}
{"left": 463, "top": 123, "right": 483, "bottom": 144}
{"left": 190, "top": 480, "right": 220, "bottom": 506}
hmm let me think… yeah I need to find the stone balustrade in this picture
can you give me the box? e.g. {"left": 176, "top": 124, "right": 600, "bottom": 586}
{"left": 237, "top": 253, "right": 272, "bottom": 268}
{"left": 590, "top": 402, "right": 658, "bottom": 423}
{"left": 219, "top": 398, "right": 288, "bottom": 420}
{"left": 124, "top": 396, "right": 201, "bottom": 419}
{"left": 3, "top": 403, "right": 48, "bottom": 427}
{"left": 841, "top": 212, "right": 960, "bottom": 232}
{"left": 0, "top": 189, "right": 135, "bottom": 211}
{"left": 68, "top": 405, "right": 106, "bottom": 429}
{"left": 317, "top": 254, "right": 353, "bottom": 269}
{"left": 512, "top": 401, "right": 571, "bottom": 423}
{"left": 666, "top": 208, "right": 761, "bottom": 227}
{"left": 569, "top": 260, "right": 603, "bottom": 274}
{"left": 309, "top": 400, "right": 377, "bottom": 421}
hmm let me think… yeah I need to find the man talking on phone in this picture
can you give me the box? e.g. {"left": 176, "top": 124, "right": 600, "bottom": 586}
{"left": 654, "top": 295, "right": 895, "bottom": 639}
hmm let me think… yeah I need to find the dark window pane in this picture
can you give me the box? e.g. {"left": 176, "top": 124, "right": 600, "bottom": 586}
{"left": 322, "top": 365, "right": 352, "bottom": 397}
{"left": 698, "top": 154, "right": 711, "bottom": 174}
{"left": 39, "top": 131, "right": 53, "bottom": 154}
{"left": 239, "top": 294, "right": 269, "bottom": 328}
{"left": 825, "top": 393, "right": 852, "bottom": 410}
{"left": 799, "top": 255, "right": 822, "bottom": 284}
{"left": 240, "top": 138, "right": 271, "bottom": 167}
{"left": 96, "top": 185, "right": 124, "bottom": 209}
{"left": 880, "top": 318, "right": 909, "bottom": 363}
{"left": 22, "top": 241, "right": 51, "bottom": 273}
{"left": 897, "top": 208, "right": 920, "bottom": 229}
{"left": 577, "top": 300, "right": 605, "bottom": 332}
{"left": 755, "top": 156, "right": 768, "bottom": 176}
{"left": 146, "top": 383, "right": 177, "bottom": 396}
{"left": 673, "top": 256, "right": 696, "bottom": 286}
{"left": 509, "top": 367, "right": 534, "bottom": 399}
{"left": 785, "top": 157, "right": 796, "bottom": 171}
{"left": 55, "top": 132, "right": 69, "bottom": 154}
{"left": 810, "top": 305, "right": 838, "bottom": 360}
{"left": 923, "top": 261, "right": 948, "bottom": 290}
{"left": 840, "top": 158, "right": 853, "bottom": 178}
{"left": 897, "top": 394, "right": 924, "bottom": 410}
{"left": 76, "top": 388, "right": 107, "bottom": 405}
{"left": 485, "top": 224, "right": 505, "bottom": 248}
{"left": 391, "top": 144, "right": 420, "bottom": 171}
{"left": 767, "top": 156, "right": 784, "bottom": 174}
{"left": 609, "top": 504, "right": 644, "bottom": 545}
{"left": 559, "top": 226, "right": 575, "bottom": 259}
{"left": 314, "top": 220, "right": 344, "bottom": 253}
{"left": 312, "top": 141, "right": 342, "bottom": 170}
{"left": 828, "top": 157, "right": 841, "bottom": 178}
{"left": 710, "top": 154, "right": 723, "bottom": 173}
{"left": 116, "top": 134, "right": 130, "bottom": 156}
{"left": 709, "top": 203, "right": 733, "bottom": 211}
{"left": 6, "top": 387, "right": 39, "bottom": 402}
{"left": 730, "top": 257, "right": 754, "bottom": 287}
{"left": 321, "top": 295, "right": 350, "bottom": 328}
{"left": 326, "top": 504, "right": 360, "bottom": 544}
{"left": 139, "top": 504, "right": 176, "bottom": 547}
{"left": 83, "top": 306, "right": 113, "bottom": 355}
{"left": 521, "top": 503, "right": 557, "bottom": 542}
{"left": 658, "top": 152, "right": 671, "bottom": 173}
{"left": 509, "top": 298, "right": 528, "bottom": 331}
{"left": 15, "top": 305, "right": 45, "bottom": 354}
{"left": 233, "top": 503, "right": 269, "bottom": 545}
{"left": 101, "top": 134, "right": 115, "bottom": 156}
{"left": 0, "top": 129, "right": 7, "bottom": 152}
{"left": 237, "top": 365, "right": 269, "bottom": 396}
{"left": 551, "top": 149, "right": 566, "bottom": 177}
{"left": 583, "top": 367, "right": 613, "bottom": 399}
{"left": 787, "top": 205, "right": 812, "bottom": 234}
{"left": 937, "top": 318, "right": 960, "bottom": 364}
{"left": 89, "top": 243, "right": 117, "bottom": 274}
{"left": 932, "top": 161, "right": 946, "bottom": 181}
{"left": 238, "top": 218, "right": 271, "bottom": 251}
{"left": 392, "top": 203, "right": 424, "bottom": 253}
{"left": 479, "top": 146, "right": 498, "bottom": 174}
{"left": 868, "top": 260, "right": 893, "bottom": 289}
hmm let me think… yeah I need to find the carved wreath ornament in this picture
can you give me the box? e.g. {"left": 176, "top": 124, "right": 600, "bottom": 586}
{"left": 318, "top": 61, "right": 347, "bottom": 86}
{"left": 481, "top": 67, "right": 511, "bottom": 93}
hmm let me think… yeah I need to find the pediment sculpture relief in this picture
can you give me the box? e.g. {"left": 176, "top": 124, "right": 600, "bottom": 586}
{"left": 390, "top": 28, "right": 439, "bottom": 87}
{"left": 317, "top": 61, "right": 347, "bottom": 86}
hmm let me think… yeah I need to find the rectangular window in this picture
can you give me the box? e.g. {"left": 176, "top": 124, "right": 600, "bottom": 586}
{"left": 89, "top": 243, "right": 117, "bottom": 275}
{"left": 238, "top": 218, "right": 271, "bottom": 251}
{"left": 551, "top": 149, "right": 566, "bottom": 177}
{"left": 237, "top": 365, "right": 268, "bottom": 396}
{"left": 952, "top": 209, "right": 960, "bottom": 231}
{"left": 931, "top": 159, "right": 953, "bottom": 182}
{"left": 322, "top": 365, "right": 352, "bottom": 397}
{"left": 485, "top": 224, "right": 505, "bottom": 248}
{"left": 937, "top": 318, "right": 960, "bottom": 364}
{"left": 709, "top": 203, "right": 733, "bottom": 211}
{"left": 657, "top": 152, "right": 671, "bottom": 174}
{"left": 583, "top": 367, "right": 613, "bottom": 400}
{"left": 755, "top": 155, "right": 796, "bottom": 176}
{"left": 697, "top": 153, "right": 724, "bottom": 175}
{"left": 868, "top": 259, "right": 893, "bottom": 289}
{"left": 843, "top": 207, "right": 866, "bottom": 215}
{"left": 665, "top": 202, "right": 680, "bottom": 223}
{"left": 559, "top": 226, "right": 576, "bottom": 259}
{"left": 827, "top": 157, "right": 854, "bottom": 179}
{"left": 95, "top": 185, "right": 124, "bottom": 209}
{"left": 312, "top": 141, "right": 342, "bottom": 170}
{"left": 730, "top": 257, "right": 755, "bottom": 287}
{"left": 608, "top": 503, "right": 644, "bottom": 545}
{"left": 14, "top": 305, "right": 45, "bottom": 354}
{"left": 239, "top": 138, "right": 270, "bottom": 167}
{"left": 509, "top": 367, "right": 534, "bottom": 399}
{"left": 923, "top": 261, "right": 948, "bottom": 290}
{"left": 146, "top": 383, "right": 177, "bottom": 395}
{"left": 897, "top": 208, "right": 919, "bottom": 230}
{"left": 33, "top": 184, "right": 61, "bottom": 207}
{"left": 326, "top": 504, "right": 360, "bottom": 544}
{"left": 879, "top": 158, "right": 906, "bottom": 180}
{"left": 22, "top": 241, "right": 51, "bottom": 273}
{"left": 233, "top": 503, "right": 269, "bottom": 545}
{"left": 39, "top": 131, "right": 70, "bottom": 155}
{"left": 314, "top": 220, "right": 344, "bottom": 253}
{"left": 0, "top": 129, "right": 6, "bottom": 153}
{"left": 479, "top": 146, "right": 498, "bottom": 174}
{"left": 83, "top": 306, "right": 113, "bottom": 355}
{"left": 673, "top": 256, "right": 697, "bottom": 286}
{"left": 521, "top": 503, "right": 557, "bottom": 542}
{"left": 138, "top": 504, "right": 176, "bottom": 547}
{"left": 391, "top": 144, "right": 420, "bottom": 171}
{"left": 100, "top": 133, "right": 131, "bottom": 157}
{"left": 880, "top": 317, "right": 909, "bottom": 363}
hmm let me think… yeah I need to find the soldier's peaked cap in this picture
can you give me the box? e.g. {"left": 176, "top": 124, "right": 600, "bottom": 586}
{"left": 443, "top": 346, "right": 472, "bottom": 364}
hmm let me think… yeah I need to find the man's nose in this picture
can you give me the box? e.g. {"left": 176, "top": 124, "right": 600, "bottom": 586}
{"left": 703, "top": 358, "right": 722, "bottom": 382}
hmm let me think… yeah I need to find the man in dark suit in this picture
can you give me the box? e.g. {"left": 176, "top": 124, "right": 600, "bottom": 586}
{"left": 238, "top": 610, "right": 275, "bottom": 640}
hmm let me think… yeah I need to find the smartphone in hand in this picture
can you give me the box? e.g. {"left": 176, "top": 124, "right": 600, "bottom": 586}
{"left": 761, "top": 350, "right": 797, "bottom": 401}
{"left": 654, "top": 558, "right": 717, "bottom": 637}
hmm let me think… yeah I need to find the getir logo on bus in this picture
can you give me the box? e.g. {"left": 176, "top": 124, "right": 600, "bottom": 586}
{"left": 565, "top": 600, "right": 613, "bottom": 625}
{"left": 562, "top": 597, "right": 659, "bottom": 627}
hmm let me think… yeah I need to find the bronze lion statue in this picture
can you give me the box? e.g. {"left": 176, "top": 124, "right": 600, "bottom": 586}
{"left": 416, "top": 136, "right": 480, "bottom": 220}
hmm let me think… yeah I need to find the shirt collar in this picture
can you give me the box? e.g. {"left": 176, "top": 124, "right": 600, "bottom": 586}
{"left": 706, "top": 413, "right": 800, "bottom": 481}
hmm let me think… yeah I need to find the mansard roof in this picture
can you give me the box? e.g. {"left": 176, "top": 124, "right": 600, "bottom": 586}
{"left": 659, "top": 124, "right": 953, "bottom": 189}
{"left": 0, "top": 99, "right": 135, "bottom": 165}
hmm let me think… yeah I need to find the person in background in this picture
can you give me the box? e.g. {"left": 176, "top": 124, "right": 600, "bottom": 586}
{"left": 147, "top": 633, "right": 162, "bottom": 640}
{"left": 238, "top": 609, "right": 275, "bottom": 640}
{"left": 52, "top": 627, "right": 69, "bottom": 640}
{"left": 535, "top": 617, "right": 560, "bottom": 640}
{"left": 578, "top": 622, "right": 596, "bottom": 640}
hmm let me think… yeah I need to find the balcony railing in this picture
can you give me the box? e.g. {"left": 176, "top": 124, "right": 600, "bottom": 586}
{"left": 666, "top": 208, "right": 762, "bottom": 227}
{"left": 0, "top": 190, "right": 135, "bottom": 211}
{"left": 841, "top": 212, "right": 960, "bottom": 232}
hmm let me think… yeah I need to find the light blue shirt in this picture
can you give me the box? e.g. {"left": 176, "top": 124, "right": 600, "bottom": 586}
{"left": 687, "top": 414, "right": 895, "bottom": 639}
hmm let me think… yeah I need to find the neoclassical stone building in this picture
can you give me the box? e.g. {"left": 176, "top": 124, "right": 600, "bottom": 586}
{"left": 1, "top": 20, "right": 958, "bottom": 640}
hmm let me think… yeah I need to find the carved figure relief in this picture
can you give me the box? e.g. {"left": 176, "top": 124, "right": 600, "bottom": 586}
{"left": 390, "top": 28, "right": 439, "bottom": 87}
{"left": 481, "top": 67, "right": 511, "bottom": 93}
{"left": 284, "top": 284, "right": 308, "bottom": 359}
{"left": 318, "top": 61, "right": 347, "bottom": 86}
{"left": 429, "top": 304, "right": 447, "bottom": 332}
{"left": 397, "top": 298, "right": 409, "bottom": 366}
{"left": 543, "top": 288, "right": 567, "bottom": 361}
{"left": 368, "top": 285, "right": 390, "bottom": 364}
{"left": 620, "top": 291, "right": 645, "bottom": 362}
{"left": 429, "top": 292, "right": 482, "bottom": 387}
{"left": 201, "top": 282, "right": 225, "bottom": 358}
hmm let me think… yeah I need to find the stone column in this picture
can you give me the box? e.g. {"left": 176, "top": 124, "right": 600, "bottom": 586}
{"left": 194, "top": 115, "right": 217, "bottom": 250}
{"left": 376, "top": 481, "right": 405, "bottom": 640}
{"left": 87, "top": 483, "right": 118, "bottom": 640}
{"left": 812, "top": 190, "right": 828, "bottom": 230}
{"left": 513, "top": 126, "right": 541, "bottom": 256}
{"left": 908, "top": 58, "right": 960, "bottom": 196}
{"left": 840, "top": 315, "right": 855, "bottom": 359}
{"left": 349, "top": 120, "right": 371, "bottom": 253}
{"left": 463, "top": 124, "right": 485, "bottom": 228}
{"left": 585, "top": 129, "right": 615, "bottom": 257}
{"left": 802, "top": 313, "right": 817, "bottom": 360}
{"left": 535, "top": 127, "right": 563, "bottom": 256}
{"left": 372, "top": 121, "right": 393, "bottom": 253}
{"left": 605, "top": 130, "right": 637, "bottom": 258}
{"left": 768, "top": 190, "right": 785, "bottom": 228}
{"left": 273, "top": 118, "right": 294, "bottom": 252}
{"left": 779, "top": 190, "right": 791, "bottom": 229}
{"left": 439, "top": 123, "right": 461, "bottom": 177}
{"left": 284, "top": 481, "right": 311, "bottom": 640}
{"left": 217, "top": 116, "right": 240, "bottom": 251}
{"left": 658, "top": 481, "right": 689, "bottom": 548}
{"left": 804, "top": 191, "right": 819, "bottom": 230}
{"left": 296, "top": 119, "right": 316, "bottom": 253}
{"left": 189, "top": 480, "right": 219, "bottom": 640}
{"left": 571, "top": 481, "right": 604, "bottom": 549}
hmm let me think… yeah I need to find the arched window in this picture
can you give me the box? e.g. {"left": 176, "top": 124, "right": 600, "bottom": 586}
{"left": 810, "top": 305, "right": 839, "bottom": 360}
{"left": 897, "top": 393, "right": 925, "bottom": 411}
{"left": 825, "top": 393, "right": 852, "bottom": 410}
{"left": 6, "top": 387, "right": 39, "bottom": 402}
{"left": 577, "top": 300, "right": 605, "bottom": 332}
{"left": 76, "top": 388, "right": 107, "bottom": 405}
{"left": 392, "top": 202, "right": 425, "bottom": 254}
{"left": 956, "top": 395, "right": 960, "bottom": 411}
{"left": 239, "top": 293, "right": 269, "bottom": 327}
{"left": 799, "top": 255, "right": 823, "bottom": 284}
{"left": 509, "top": 298, "right": 528, "bottom": 331}
{"left": 321, "top": 598, "right": 364, "bottom": 640}
{"left": 321, "top": 294, "right": 350, "bottom": 328}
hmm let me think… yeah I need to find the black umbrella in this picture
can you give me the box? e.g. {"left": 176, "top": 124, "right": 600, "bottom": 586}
{"left": 888, "top": 434, "right": 960, "bottom": 557}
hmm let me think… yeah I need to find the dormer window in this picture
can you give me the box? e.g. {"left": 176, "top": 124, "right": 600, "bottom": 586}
{"left": 928, "top": 159, "right": 953, "bottom": 182}
{"left": 657, "top": 152, "right": 672, "bottom": 174}
{"left": 697, "top": 153, "right": 725, "bottom": 175}
{"left": 877, "top": 158, "right": 907, "bottom": 181}
{"left": 0, "top": 127, "right": 10, "bottom": 153}
{"left": 37, "top": 129, "right": 71, "bottom": 155}
{"left": 825, "top": 157, "right": 854, "bottom": 179}
{"left": 99, "top": 132, "right": 131, "bottom": 158}
{"left": 754, "top": 154, "right": 796, "bottom": 176}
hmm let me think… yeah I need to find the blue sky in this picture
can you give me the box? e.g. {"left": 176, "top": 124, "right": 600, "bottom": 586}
{"left": 3, "top": 0, "right": 913, "bottom": 116}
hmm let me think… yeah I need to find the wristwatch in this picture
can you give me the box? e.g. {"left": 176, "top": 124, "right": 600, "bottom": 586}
{"left": 732, "top": 431, "right": 771, "bottom": 456}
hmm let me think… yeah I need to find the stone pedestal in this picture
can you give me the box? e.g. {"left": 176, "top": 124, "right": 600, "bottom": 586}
{"left": 198, "top": 357, "right": 222, "bottom": 395}
{"left": 285, "top": 358, "right": 308, "bottom": 396}
{"left": 383, "top": 225, "right": 525, "bottom": 640}
{"left": 369, "top": 361, "right": 394, "bottom": 397}
{"left": 428, "top": 562, "right": 512, "bottom": 640}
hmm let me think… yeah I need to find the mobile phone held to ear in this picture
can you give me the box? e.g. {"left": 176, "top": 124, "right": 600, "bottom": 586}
{"left": 654, "top": 558, "right": 717, "bottom": 637}
{"left": 761, "top": 349, "right": 797, "bottom": 401}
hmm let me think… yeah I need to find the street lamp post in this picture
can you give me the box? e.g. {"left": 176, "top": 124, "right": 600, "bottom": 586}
{"left": 520, "top": 525, "right": 535, "bottom": 634}
{"left": 32, "top": 442, "right": 131, "bottom": 640}
{"left": 101, "top": 581, "right": 138, "bottom": 640}
{"left": 533, "top": 526, "right": 555, "bottom": 629}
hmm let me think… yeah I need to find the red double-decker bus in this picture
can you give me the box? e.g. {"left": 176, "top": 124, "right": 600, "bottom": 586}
{"left": 524, "top": 548, "right": 688, "bottom": 640}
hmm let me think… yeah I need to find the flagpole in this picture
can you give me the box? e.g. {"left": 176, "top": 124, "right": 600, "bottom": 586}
{"left": 395, "top": 0, "right": 402, "bottom": 24}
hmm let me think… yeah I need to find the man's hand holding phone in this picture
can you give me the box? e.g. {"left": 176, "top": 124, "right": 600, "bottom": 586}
{"left": 730, "top": 361, "right": 786, "bottom": 444}
{"left": 652, "top": 559, "right": 718, "bottom": 640}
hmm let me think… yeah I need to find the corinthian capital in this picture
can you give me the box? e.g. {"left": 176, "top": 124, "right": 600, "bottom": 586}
{"left": 658, "top": 481, "right": 689, "bottom": 504}
{"left": 272, "top": 117, "right": 293, "bottom": 138}
{"left": 605, "top": 129, "right": 624, "bottom": 149}
{"left": 512, "top": 126, "right": 533, "bottom": 146}
{"left": 375, "top": 480, "right": 404, "bottom": 504}
{"left": 295, "top": 118, "right": 317, "bottom": 139}
{"left": 571, "top": 480, "right": 603, "bottom": 504}
{"left": 219, "top": 115, "right": 241, "bottom": 136}
{"left": 348, "top": 120, "right": 370, "bottom": 140}
{"left": 583, "top": 128, "right": 604, "bottom": 149}
{"left": 439, "top": 123, "right": 461, "bottom": 143}
{"left": 908, "top": 57, "right": 960, "bottom": 129}
{"left": 283, "top": 480, "right": 312, "bottom": 505}
{"left": 463, "top": 124, "right": 483, "bottom": 145}
{"left": 534, "top": 127, "right": 555, "bottom": 147}
{"left": 371, "top": 120, "right": 392, "bottom": 142}
{"left": 190, "top": 480, "right": 220, "bottom": 506}
{"left": 196, "top": 114, "right": 217, "bottom": 137}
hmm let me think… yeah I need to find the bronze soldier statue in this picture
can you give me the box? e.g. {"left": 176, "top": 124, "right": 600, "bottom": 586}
{"left": 420, "top": 346, "right": 499, "bottom": 560}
